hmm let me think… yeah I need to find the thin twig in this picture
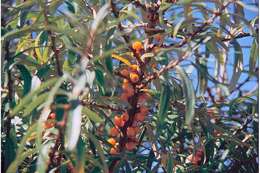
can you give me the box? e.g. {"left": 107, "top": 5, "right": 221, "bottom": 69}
{"left": 43, "top": 1, "right": 63, "bottom": 76}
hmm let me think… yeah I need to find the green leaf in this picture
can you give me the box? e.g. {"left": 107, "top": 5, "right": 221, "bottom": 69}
{"left": 166, "top": 154, "right": 174, "bottom": 173}
{"left": 95, "top": 68, "right": 105, "bottom": 95}
{"left": 234, "top": 2, "right": 245, "bottom": 24}
{"left": 82, "top": 107, "right": 103, "bottom": 123}
{"left": 16, "top": 64, "right": 32, "bottom": 96}
{"left": 75, "top": 137, "right": 86, "bottom": 173}
{"left": 3, "top": 127, "right": 17, "bottom": 171}
{"left": 23, "top": 93, "right": 49, "bottom": 117}
{"left": 249, "top": 39, "right": 258, "bottom": 75}
{"left": 172, "top": 18, "right": 185, "bottom": 38}
{"left": 88, "top": 133, "right": 109, "bottom": 173}
{"left": 175, "top": 65, "right": 195, "bottom": 126}
{"left": 229, "top": 41, "right": 243, "bottom": 91}
{"left": 6, "top": 149, "right": 37, "bottom": 173}
{"left": 11, "top": 77, "right": 58, "bottom": 117}
{"left": 16, "top": 123, "right": 37, "bottom": 155}
{"left": 65, "top": 105, "right": 82, "bottom": 151}
{"left": 158, "top": 83, "right": 171, "bottom": 125}
{"left": 65, "top": 1, "right": 76, "bottom": 13}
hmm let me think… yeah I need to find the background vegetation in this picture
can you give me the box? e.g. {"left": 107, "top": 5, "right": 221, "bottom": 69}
{"left": 1, "top": 0, "right": 259, "bottom": 172}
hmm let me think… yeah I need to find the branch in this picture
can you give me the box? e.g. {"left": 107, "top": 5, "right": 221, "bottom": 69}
{"left": 163, "top": 1, "right": 233, "bottom": 49}
{"left": 81, "top": 100, "right": 124, "bottom": 112}
{"left": 137, "top": 1, "right": 234, "bottom": 88}
{"left": 43, "top": 1, "right": 63, "bottom": 76}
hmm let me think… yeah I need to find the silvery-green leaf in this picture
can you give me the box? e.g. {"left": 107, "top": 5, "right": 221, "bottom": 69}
{"left": 175, "top": 66, "right": 195, "bottom": 126}
{"left": 65, "top": 105, "right": 82, "bottom": 151}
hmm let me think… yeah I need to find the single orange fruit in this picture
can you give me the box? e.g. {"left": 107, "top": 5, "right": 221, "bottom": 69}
{"left": 130, "top": 73, "right": 139, "bottom": 83}
{"left": 110, "top": 127, "right": 120, "bottom": 137}
{"left": 134, "top": 126, "right": 140, "bottom": 133}
{"left": 122, "top": 79, "right": 130, "bottom": 90}
{"left": 107, "top": 138, "right": 117, "bottom": 146}
{"left": 130, "top": 64, "right": 140, "bottom": 72}
{"left": 122, "top": 112, "right": 129, "bottom": 121}
{"left": 135, "top": 113, "right": 146, "bottom": 122}
{"left": 154, "top": 34, "right": 162, "bottom": 41}
{"left": 140, "top": 106, "right": 149, "bottom": 115}
{"left": 44, "top": 121, "right": 55, "bottom": 129}
{"left": 110, "top": 147, "right": 119, "bottom": 155}
{"left": 120, "top": 69, "right": 129, "bottom": 77}
{"left": 125, "top": 142, "right": 137, "bottom": 151}
{"left": 132, "top": 41, "right": 143, "bottom": 52}
{"left": 127, "top": 127, "right": 136, "bottom": 137}
{"left": 138, "top": 93, "right": 150, "bottom": 104}
{"left": 114, "top": 116, "right": 125, "bottom": 127}
{"left": 48, "top": 113, "right": 56, "bottom": 119}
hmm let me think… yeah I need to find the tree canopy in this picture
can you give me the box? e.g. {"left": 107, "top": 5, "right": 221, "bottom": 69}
{"left": 1, "top": 0, "right": 259, "bottom": 173}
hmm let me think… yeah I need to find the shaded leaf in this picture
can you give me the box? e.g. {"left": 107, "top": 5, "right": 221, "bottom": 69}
{"left": 82, "top": 107, "right": 103, "bottom": 123}
{"left": 175, "top": 66, "right": 195, "bottom": 126}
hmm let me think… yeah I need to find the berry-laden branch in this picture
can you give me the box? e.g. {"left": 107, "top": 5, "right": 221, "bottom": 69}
{"left": 108, "top": 42, "right": 151, "bottom": 172}
{"left": 107, "top": 1, "right": 234, "bottom": 172}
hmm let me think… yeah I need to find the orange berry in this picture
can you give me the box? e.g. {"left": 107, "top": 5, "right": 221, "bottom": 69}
{"left": 127, "top": 127, "right": 136, "bottom": 137}
{"left": 44, "top": 121, "right": 55, "bottom": 129}
{"left": 134, "top": 126, "right": 140, "bottom": 134}
{"left": 135, "top": 113, "right": 146, "bottom": 122}
{"left": 107, "top": 138, "right": 117, "bottom": 146}
{"left": 132, "top": 41, "right": 143, "bottom": 52}
{"left": 48, "top": 113, "right": 56, "bottom": 119}
{"left": 130, "top": 73, "right": 139, "bottom": 83}
{"left": 120, "top": 69, "right": 129, "bottom": 77}
{"left": 110, "top": 127, "right": 120, "bottom": 137}
{"left": 122, "top": 79, "right": 130, "bottom": 90}
{"left": 138, "top": 93, "right": 150, "bottom": 104}
{"left": 124, "top": 86, "right": 134, "bottom": 96}
{"left": 130, "top": 65, "right": 140, "bottom": 72}
{"left": 125, "top": 142, "right": 137, "bottom": 151}
{"left": 140, "top": 106, "right": 149, "bottom": 115}
{"left": 122, "top": 112, "right": 129, "bottom": 121}
{"left": 155, "top": 34, "right": 162, "bottom": 41}
{"left": 114, "top": 116, "right": 125, "bottom": 127}
{"left": 110, "top": 147, "right": 119, "bottom": 155}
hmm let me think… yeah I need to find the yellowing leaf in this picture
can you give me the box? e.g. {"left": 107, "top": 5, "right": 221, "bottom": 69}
{"left": 111, "top": 53, "right": 131, "bottom": 66}
{"left": 34, "top": 31, "right": 49, "bottom": 64}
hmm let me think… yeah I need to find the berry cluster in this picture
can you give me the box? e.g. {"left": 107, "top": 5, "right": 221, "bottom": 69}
{"left": 108, "top": 41, "right": 150, "bottom": 154}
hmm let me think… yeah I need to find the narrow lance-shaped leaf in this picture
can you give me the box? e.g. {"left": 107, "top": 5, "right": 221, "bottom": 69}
{"left": 249, "top": 38, "right": 258, "bottom": 75}
{"left": 65, "top": 105, "right": 82, "bottom": 151}
{"left": 75, "top": 137, "right": 86, "bottom": 173}
{"left": 11, "top": 77, "right": 58, "bottom": 116}
{"left": 16, "top": 64, "right": 32, "bottom": 96}
{"left": 175, "top": 65, "right": 195, "bottom": 126}
{"left": 158, "top": 83, "right": 171, "bottom": 125}
{"left": 6, "top": 149, "right": 37, "bottom": 173}
{"left": 166, "top": 154, "right": 174, "bottom": 173}
{"left": 172, "top": 18, "right": 185, "bottom": 38}
{"left": 82, "top": 107, "right": 103, "bottom": 123}
{"left": 23, "top": 93, "right": 49, "bottom": 117}
{"left": 88, "top": 133, "right": 109, "bottom": 173}
{"left": 229, "top": 41, "right": 243, "bottom": 91}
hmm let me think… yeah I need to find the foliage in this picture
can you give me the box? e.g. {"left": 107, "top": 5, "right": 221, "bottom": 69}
{"left": 1, "top": 0, "right": 258, "bottom": 173}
